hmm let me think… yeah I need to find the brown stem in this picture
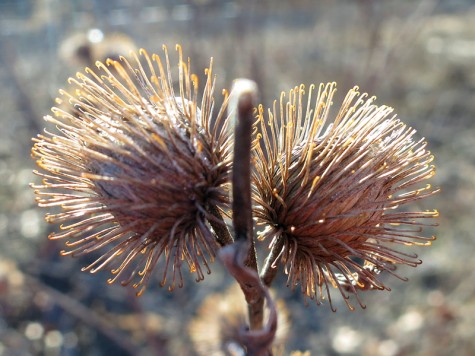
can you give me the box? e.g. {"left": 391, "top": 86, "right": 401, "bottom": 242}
{"left": 231, "top": 80, "right": 254, "bottom": 244}
{"left": 229, "top": 79, "right": 266, "bottom": 333}
{"left": 260, "top": 236, "right": 285, "bottom": 287}
{"left": 207, "top": 204, "right": 234, "bottom": 246}
{"left": 219, "top": 241, "right": 277, "bottom": 356}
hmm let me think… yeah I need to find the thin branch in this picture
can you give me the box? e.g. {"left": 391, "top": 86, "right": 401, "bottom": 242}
{"left": 219, "top": 79, "right": 276, "bottom": 355}
{"left": 24, "top": 274, "right": 139, "bottom": 355}
{"left": 231, "top": 79, "right": 256, "bottom": 243}
{"left": 219, "top": 241, "right": 277, "bottom": 356}
{"left": 207, "top": 204, "right": 234, "bottom": 246}
{"left": 260, "top": 236, "right": 285, "bottom": 287}
{"left": 228, "top": 79, "right": 267, "bottom": 332}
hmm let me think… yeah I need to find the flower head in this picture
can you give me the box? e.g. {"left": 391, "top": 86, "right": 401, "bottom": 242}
{"left": 32, "top": 46, "right": 232, "bottom": 295}
{"left": 252, "top": 83, "right": 438, "bottom": 310}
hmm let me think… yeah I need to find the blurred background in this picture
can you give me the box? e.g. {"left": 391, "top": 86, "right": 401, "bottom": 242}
{"left": 0, "top": 0, "right": 472, "bottom": 354}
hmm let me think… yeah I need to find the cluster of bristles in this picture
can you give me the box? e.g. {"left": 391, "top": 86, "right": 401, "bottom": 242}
{"left": 32, "top": 45, "right": 438, "bottom": 310}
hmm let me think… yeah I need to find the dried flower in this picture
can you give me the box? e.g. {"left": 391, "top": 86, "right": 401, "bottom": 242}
{"left": 59, "top": 29, "right": 137, "bottom": 68}
{"left": 31, "top": 46, "right": 232, "bottom": 295}
{"left": 252, "top": 83, "right": 438, "bottom": 310}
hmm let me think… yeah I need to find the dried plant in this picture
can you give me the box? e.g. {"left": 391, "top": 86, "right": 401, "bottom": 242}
{"left": 59, "top": 30, "right": 137, "bottom": 68}
{"left": 253, "top": 83, "right": 438, "bottom": 310}
{"left": 32, "top": 46, "right": 233, "bottom": 296}
{"left": 32, "top": 45, "right": 438, "bottom": 354}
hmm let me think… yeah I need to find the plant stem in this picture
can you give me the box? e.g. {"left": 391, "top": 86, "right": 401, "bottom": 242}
{"left": 207, "top": 204, "right": 234, "bottom": 246}
{"left": 230, "top": 79, "right": 265, "bottom": 331}
{"left": 218, "top": 79, "right": 276, "bottom": 354}
{"left": 260, "top": 235, "right": 285, "bottom": 287}
{"left": 231, "top": 82, "right": 254, "bottom": 244}
{"left": 219, "top": 241, "right": 277, "bottom": 355}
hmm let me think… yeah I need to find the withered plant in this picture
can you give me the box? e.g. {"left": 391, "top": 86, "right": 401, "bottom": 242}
{"left": 32, "top": 45, "right": 438, "bottom": 355}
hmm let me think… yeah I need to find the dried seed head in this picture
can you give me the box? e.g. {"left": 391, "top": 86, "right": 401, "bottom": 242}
{"left": 59, "top": 30, "right": 137, "bottom": 68}
{"left": 32, "top": 46, "right": 232, "bottom": 295}
{"left": 252, "top": 83, "right": 438, "bottom": 310}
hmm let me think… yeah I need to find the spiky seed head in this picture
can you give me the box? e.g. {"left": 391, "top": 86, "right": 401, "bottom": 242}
{"left": 31, "top": 45, "right": 233, "bottom": 295}
{"left": 252, "top": 83, "right": 438, "bottom": 310}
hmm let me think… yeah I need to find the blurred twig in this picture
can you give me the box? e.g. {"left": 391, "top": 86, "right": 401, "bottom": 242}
{"left": 25, "top": 274, "right": 139, "bottom": 355}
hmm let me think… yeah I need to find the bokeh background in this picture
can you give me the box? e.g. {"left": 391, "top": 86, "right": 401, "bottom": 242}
{"left": 0, "top": 0, "right": 472, "bottom": 354}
